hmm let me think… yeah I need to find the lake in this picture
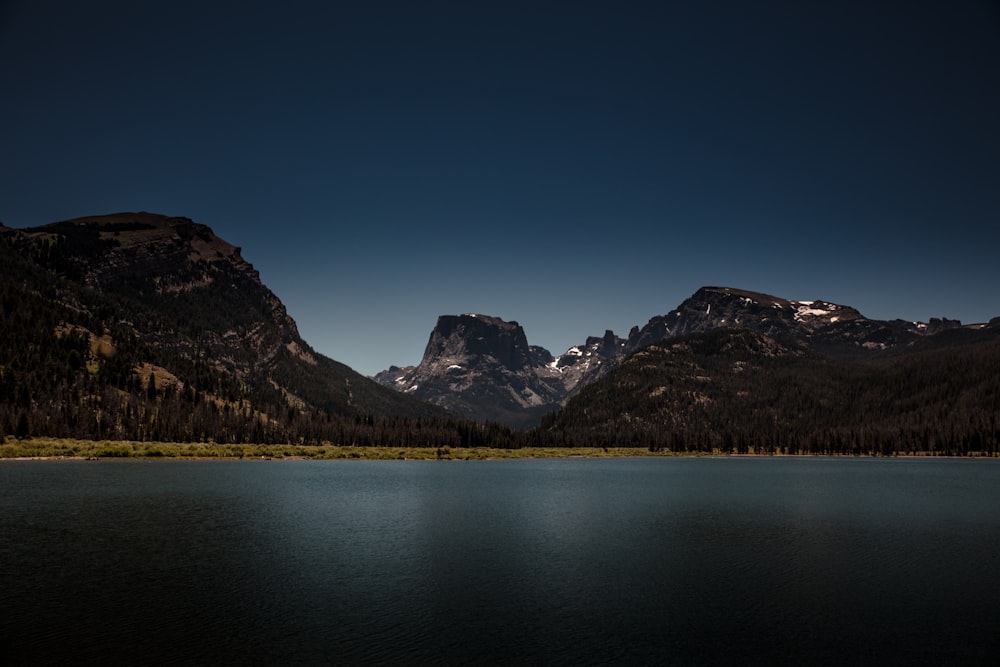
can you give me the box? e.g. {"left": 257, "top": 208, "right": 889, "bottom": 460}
{"left": 2, "top": 457, "right": 999, "bottom": 665}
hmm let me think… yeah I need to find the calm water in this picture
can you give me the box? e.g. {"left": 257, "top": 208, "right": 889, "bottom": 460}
{"left": 2, "top": 457, "right": 999, "bottom": 665}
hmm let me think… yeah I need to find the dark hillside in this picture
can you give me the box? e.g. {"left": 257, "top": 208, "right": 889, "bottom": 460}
{"left": 0, "top": 214, "right": 493, "bottom": 446}
{"left": 539, "top": 328, "right": 1000, "bottom": 455}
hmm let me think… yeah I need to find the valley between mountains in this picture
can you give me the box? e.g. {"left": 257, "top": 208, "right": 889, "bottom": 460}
{"left": 2, "top": 213, "right": 998, "bottom": 455}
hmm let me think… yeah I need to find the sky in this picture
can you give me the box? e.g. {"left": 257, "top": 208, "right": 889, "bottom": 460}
{"left": 2, "top": 1, "right": 998, "bottom": 376}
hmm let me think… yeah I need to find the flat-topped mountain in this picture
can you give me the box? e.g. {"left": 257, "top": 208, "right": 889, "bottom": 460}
{"left": 375, "top": 315, "right": 565, "bottom": 428}
{"left": 9, "top": 213, "right": 305, "bottom": 373}
{"left": 374, "top": 314, "right": 626, "bottom": 428}
{"left": 0, "top": 212, "right": 453, "bottom": 444}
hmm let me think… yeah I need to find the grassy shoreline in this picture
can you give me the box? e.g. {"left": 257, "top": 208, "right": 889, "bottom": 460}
{"left": 0, "top": 437, "right": 689, "bottom": 460}
{"left": 2, "top": 438, "right": 996, "bottom": 460}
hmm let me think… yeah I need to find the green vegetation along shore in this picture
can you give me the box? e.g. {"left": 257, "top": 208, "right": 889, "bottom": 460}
{"left": 0, "top": 438, "right": 694, "bottom": 460}
{"left": 2, "top": 438, "right": 995, "bottom": 460}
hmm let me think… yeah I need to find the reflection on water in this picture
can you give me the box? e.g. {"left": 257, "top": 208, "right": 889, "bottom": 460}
{"left": 2, "top": 458, "right": 999, "bottom": 665}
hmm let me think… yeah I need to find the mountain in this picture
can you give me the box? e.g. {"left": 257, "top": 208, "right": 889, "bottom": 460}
{"left": 0, "top": 212, "right": 464, "bottom": 444}
{"left": 373, "top": 314, "right": 625, "bottom": 429}
{"left": 377, "top": 286, "right": 985, "bottom": 430}
{"left": 540, "top": 325, "right": 1000, "bottom": 455}
{"left": 624, "top": 286, "right": 961, "bottom": 356}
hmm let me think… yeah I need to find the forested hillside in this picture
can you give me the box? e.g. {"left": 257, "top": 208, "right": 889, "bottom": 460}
{"left": 0, "top": 215, "right": 513, "bottom": 447}
{"left": 539, "top": 328, "right": 1000, "bottom": 455}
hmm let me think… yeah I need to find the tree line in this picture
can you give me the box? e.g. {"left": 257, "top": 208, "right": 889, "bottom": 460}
{"left": 538, "top": 329, "right": 1000, "bottom": 455}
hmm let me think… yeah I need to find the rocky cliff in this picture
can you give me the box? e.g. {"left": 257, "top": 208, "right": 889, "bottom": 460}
{"left": 374, "top": 315, "right": 563, "bottom": 428}
{"left": 0, "top": 212, "right": 447, "bottom": 443}
{"left": 374, "top": 314, "right": 626, "bottom": 428}
{"left": 7, "top": 212, "right": 308, "bottom": 375}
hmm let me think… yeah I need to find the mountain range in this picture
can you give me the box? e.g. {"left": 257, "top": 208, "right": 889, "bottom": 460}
{"left": 375, "top": 285, "right": 989, "bottom": 428}
{"left": 2, "top": 211, "right": 997, "bottom": 454}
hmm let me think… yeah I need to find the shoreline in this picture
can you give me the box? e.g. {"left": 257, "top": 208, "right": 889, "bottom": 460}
{"left": 1, "top": 439, "right": 996, "bottom": 461}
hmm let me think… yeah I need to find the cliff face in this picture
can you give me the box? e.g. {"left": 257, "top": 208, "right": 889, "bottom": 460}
{"left": 374, "top": 314, "right": 628, "bottom": 428}
{"left": 374, "top": 314, "right": 567, "bottom": 428}
{"left": 422, "top": 315, "right": 535, "bottom": 372}
{"left": 1, "top": 212, "right": 445, "bottom": 427}
{"left": 6, "top": 213, "right": 304, "bottom": 374}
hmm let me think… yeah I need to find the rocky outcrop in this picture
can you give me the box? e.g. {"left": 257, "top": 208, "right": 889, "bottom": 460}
{"left": 422, "top": 314, "right": 535, "bottom": 372}
{"left": 543, "top": 329, "right": 627, "bottom": 399}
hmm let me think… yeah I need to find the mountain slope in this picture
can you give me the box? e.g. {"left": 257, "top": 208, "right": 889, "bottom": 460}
{"left": 540, "top": 326, "right": 1000, "bottom": 454}
{"left": 0, "top": 212, "right": 456, "bottom": 444}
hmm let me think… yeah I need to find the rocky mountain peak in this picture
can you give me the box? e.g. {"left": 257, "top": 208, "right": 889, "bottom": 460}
{"left": 594, "top": 329, "right": 621, "bottom": 356}
{"left": 375, "top": 316, "right": 627, "bottom": 428}
{"left": 372, "top": 314, "right": 567, "bottom": 428}
{"left": 626, "top": 286, "right": 866, "bottom": 353}
{"left": 423, "top": 314, "right": 532, "bottom": 372}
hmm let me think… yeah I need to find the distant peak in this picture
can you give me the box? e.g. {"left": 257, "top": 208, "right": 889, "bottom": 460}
{"left": 423, "top": 313, "right": 532, "bottom": 372}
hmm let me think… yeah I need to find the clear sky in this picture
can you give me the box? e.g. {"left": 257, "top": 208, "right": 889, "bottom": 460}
{"left": 2, "top": 1, "right": 998, "bottom": 376}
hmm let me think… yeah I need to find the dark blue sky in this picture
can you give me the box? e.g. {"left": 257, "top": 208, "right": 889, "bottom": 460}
{"left": 3, "top": 1, "right": 999, "bottom": 375}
